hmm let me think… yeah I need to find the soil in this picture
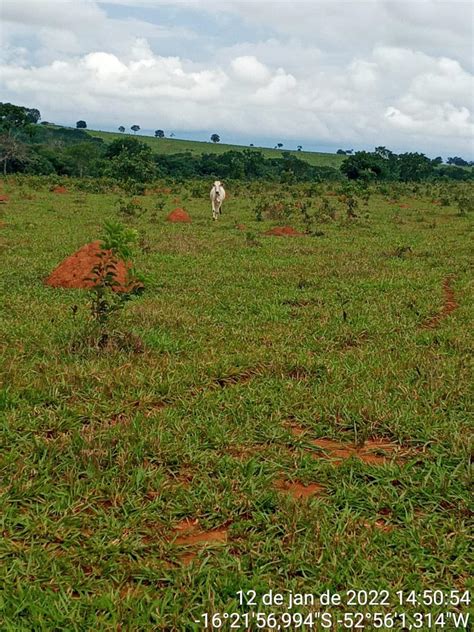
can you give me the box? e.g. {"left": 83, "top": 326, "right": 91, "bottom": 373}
{"left": 171, "top": 518, "right": 228, "bottom": 547}
{"left": 44, "top": 241, "right": 136, "bottom": 291}
{"left": 0, "top": 195, "right": 9, "bottom": 203}
{"left": 311, "top": 437, "right": 400, "bottom": 465}
{"left": 264, "top": 226, "right": 303, "bottom": 237}
{"left": 422, "top": 276, "right": 458, "bottom": 328}
{"left": 274, "top": 479, "right": 325, "bottom": 499}
{"left": 52, "top": 186, "right": 68, "bottom": 194}
{"left": 236, "top": 224, "right": 247, "bottom": 231}
{"left": 287, "top": 425, "right": 401, "bottom": 465}
{"left": 166, "top": 208, "right": 191, "bottom": 223}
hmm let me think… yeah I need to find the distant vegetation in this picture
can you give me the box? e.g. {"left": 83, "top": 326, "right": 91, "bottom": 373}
{"left": 1, "top": 102, "right": 473, "bottom": 184}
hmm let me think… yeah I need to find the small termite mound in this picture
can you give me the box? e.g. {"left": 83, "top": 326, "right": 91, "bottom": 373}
{"left": 44, "top": 241, "right": 139, "bottom": 291}
{"left": 264, "top": 226, "right": 303, "bottom": 237}
{"left": 167, "top": 208, "right": 191, "bottom": 223}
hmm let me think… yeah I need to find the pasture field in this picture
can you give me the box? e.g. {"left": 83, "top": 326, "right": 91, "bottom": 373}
{"left": 82, "top": 127, "right": 346, "bottom": 168}
{"left": 0, "top": 176, "right": 473, "bottom": 630}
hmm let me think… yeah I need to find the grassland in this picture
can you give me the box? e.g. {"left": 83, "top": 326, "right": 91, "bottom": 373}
{"left": 83, "top": 128, "right": 346, "bottom": 168}
{"left": 0, "top": 176, "right": 473, "bottom": 630}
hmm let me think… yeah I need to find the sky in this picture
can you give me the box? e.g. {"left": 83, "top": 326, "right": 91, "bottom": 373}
{"left": 1, "top": 0, "right": 473, "bottom": 158}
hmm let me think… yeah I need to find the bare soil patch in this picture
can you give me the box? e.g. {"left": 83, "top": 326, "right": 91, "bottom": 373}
{"left": 169, "top": 518, "right": 229, "bottom": 565}
{"left": 287, "top": 425, "right": 402, "bottom": 465}
{"left": 166, "top": 208, "right": 191, "bottom": 223}
{"left": 422, "top": 276, "right": 458, "bottom": 329}
{"left": 311, "top": 438, "right": 400, "bottom": 465}
{"left": 44, "top": 241, "right": 137, "bottom": 291}
{"left": 274, "top": 479, "right": 325, "bottom": 499}
{"left": 52, "top": 186, "right": 68, "bottom": 194}
{"left": 226, "top": 444, "right": 268, "bottom": 460}
{"left": 0, "top": 195, "right": 9, "bottom": 203}
{"left": 264, "top": 226, "right": 303, "bottom": 237}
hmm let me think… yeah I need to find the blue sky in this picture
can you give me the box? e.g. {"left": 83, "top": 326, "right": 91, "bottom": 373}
{"left": 1, "top": 0, "right": 473, "bottom": 158}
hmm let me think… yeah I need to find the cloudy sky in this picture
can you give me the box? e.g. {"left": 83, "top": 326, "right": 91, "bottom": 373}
{"left": 1, "top": 0, "right": 473, "bottom": 157}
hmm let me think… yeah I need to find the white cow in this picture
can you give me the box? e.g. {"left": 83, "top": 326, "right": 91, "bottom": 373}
{"left": 210, "top": 180, "right": 226, "bottom": 220}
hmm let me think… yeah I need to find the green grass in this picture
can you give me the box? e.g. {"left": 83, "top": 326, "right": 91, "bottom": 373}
{"left": 83, "top": 128, "right": 346, "bottom": 167}
{"left": 0, "top": 177, "right": 472, "bottom": 630}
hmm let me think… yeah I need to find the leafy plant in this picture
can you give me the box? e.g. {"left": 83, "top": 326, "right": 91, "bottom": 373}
{"left": 345, "top": 195, "right": 359, "bottom": 218}
{"left": 116, "top": 197, "right": 144, "bottom": 219}
{"left": 298, "top": 200, "right": 314, "bottom": 234}
{"left": 86, "top": 221, "right": 143, "bottom": 333}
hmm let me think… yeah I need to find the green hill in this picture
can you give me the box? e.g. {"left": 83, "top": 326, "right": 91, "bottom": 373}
{"left": 85, "top": 128, "right": 346, "bottom": 168}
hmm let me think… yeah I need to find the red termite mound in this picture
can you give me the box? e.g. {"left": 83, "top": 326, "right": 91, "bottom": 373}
{"left": 52, "top": 186, "right": 68, "bottom": 194}
{"left": 0, "top": 195, "right": 9, "bottom": 203}
{"left": 264, "top": 226, "right": 303, "bottom": 237}
{"left": 167, "top": 208, "right": 191, "bottom": 223}
{"left": 45, "top": 241, "right": 135, "bottom": 291}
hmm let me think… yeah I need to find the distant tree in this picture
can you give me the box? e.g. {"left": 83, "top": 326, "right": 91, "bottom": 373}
{"left": 432, "top": 156, "right": 443, "bottom": 166}
{"left": 170, "top": 132, "right": 175, "bottom": 138}
{"left": 104, "top": 137, "right": 156, "bottom": 182}
{"left": 447, "top": 156, "right": 468, "bottom": 167}
{"left": 131, "top": 125, "right": 140, "bottom": 134}
{"left": 336, "top": 149, "right": 346, "bottom": 155}
{"left": 0, "top": 133, "right": 29, "bottom": 174}
{"left": 341, "top": 151, "right": 385, "bottom": 180}
{"left": 25, "top": 108, "right": 41, "bottom": 124}
{"left": 210, "top": 133, "right": 220, "bottom": 143}
{"left": 40, "top": 121, "right": 50, "bottom": 126}
{"left": 250, "top": 143, "right": 254, "bottom": 147}
{"left": 346, "top": 149, "right": 354, "bottom": 155}
{"left": 277, "top": 143, "right": 283, "bottom": 148}
{"left": 297, "top": 145, "right": 302, "bottom": 151}
{"left": 0, "top": 102, "right": 32, "bottom": 130}
{"left": 66, "top": 142, "right": 102, "bottom": 178}
{"left": 154, "top": 129, "right": 164, "bottom": 138}
{"left": 374, "top": 146, "right": 394, "bottom": 160}
{"left": 118, "top": 126, "right": 125, "bottom": 133}
{"left": 76, "top": 120, "right": 87, "bottom": 129}
{"left": 398, "top": 152, "right": 434, "bottom": 181}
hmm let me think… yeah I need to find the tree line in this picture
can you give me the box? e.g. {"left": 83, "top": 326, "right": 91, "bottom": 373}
{"left": 1, "top": 102, "right": 472, "bottom": 183}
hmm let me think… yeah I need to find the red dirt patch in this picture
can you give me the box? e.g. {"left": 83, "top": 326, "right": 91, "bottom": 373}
{"left": 0, "top": 195, "right": 9, "bottom": 203}
{"left": 166, "top": 208, "right": 191, "bottom": 223}
{"left": 264, "top": 226, "right": 303, "bottom": 237}
{"left": 227, "top": 444, "right": 267, "bottom": 460}
{"left": 274, "top": 479, "right": 325, "bottom": 499}
{"left": 170, "top": 518, "right": 228, "bottom": 555}
{"left": 44, "top": 241, "right": 138, "bottom": 291}
{"left": 52, "top": 186, "right": 68, "bottom": 194}
{"left": 422, "top": 276, "right": 458, "bottom": 329}
{"left": 236, "top": 223, "right": 247, "bottom": 231}
{"left": 311, "top": 438, "right": 400, "bottom": 465}
{"left": 287, "top": 425, "right": 401, "bottom": 466}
